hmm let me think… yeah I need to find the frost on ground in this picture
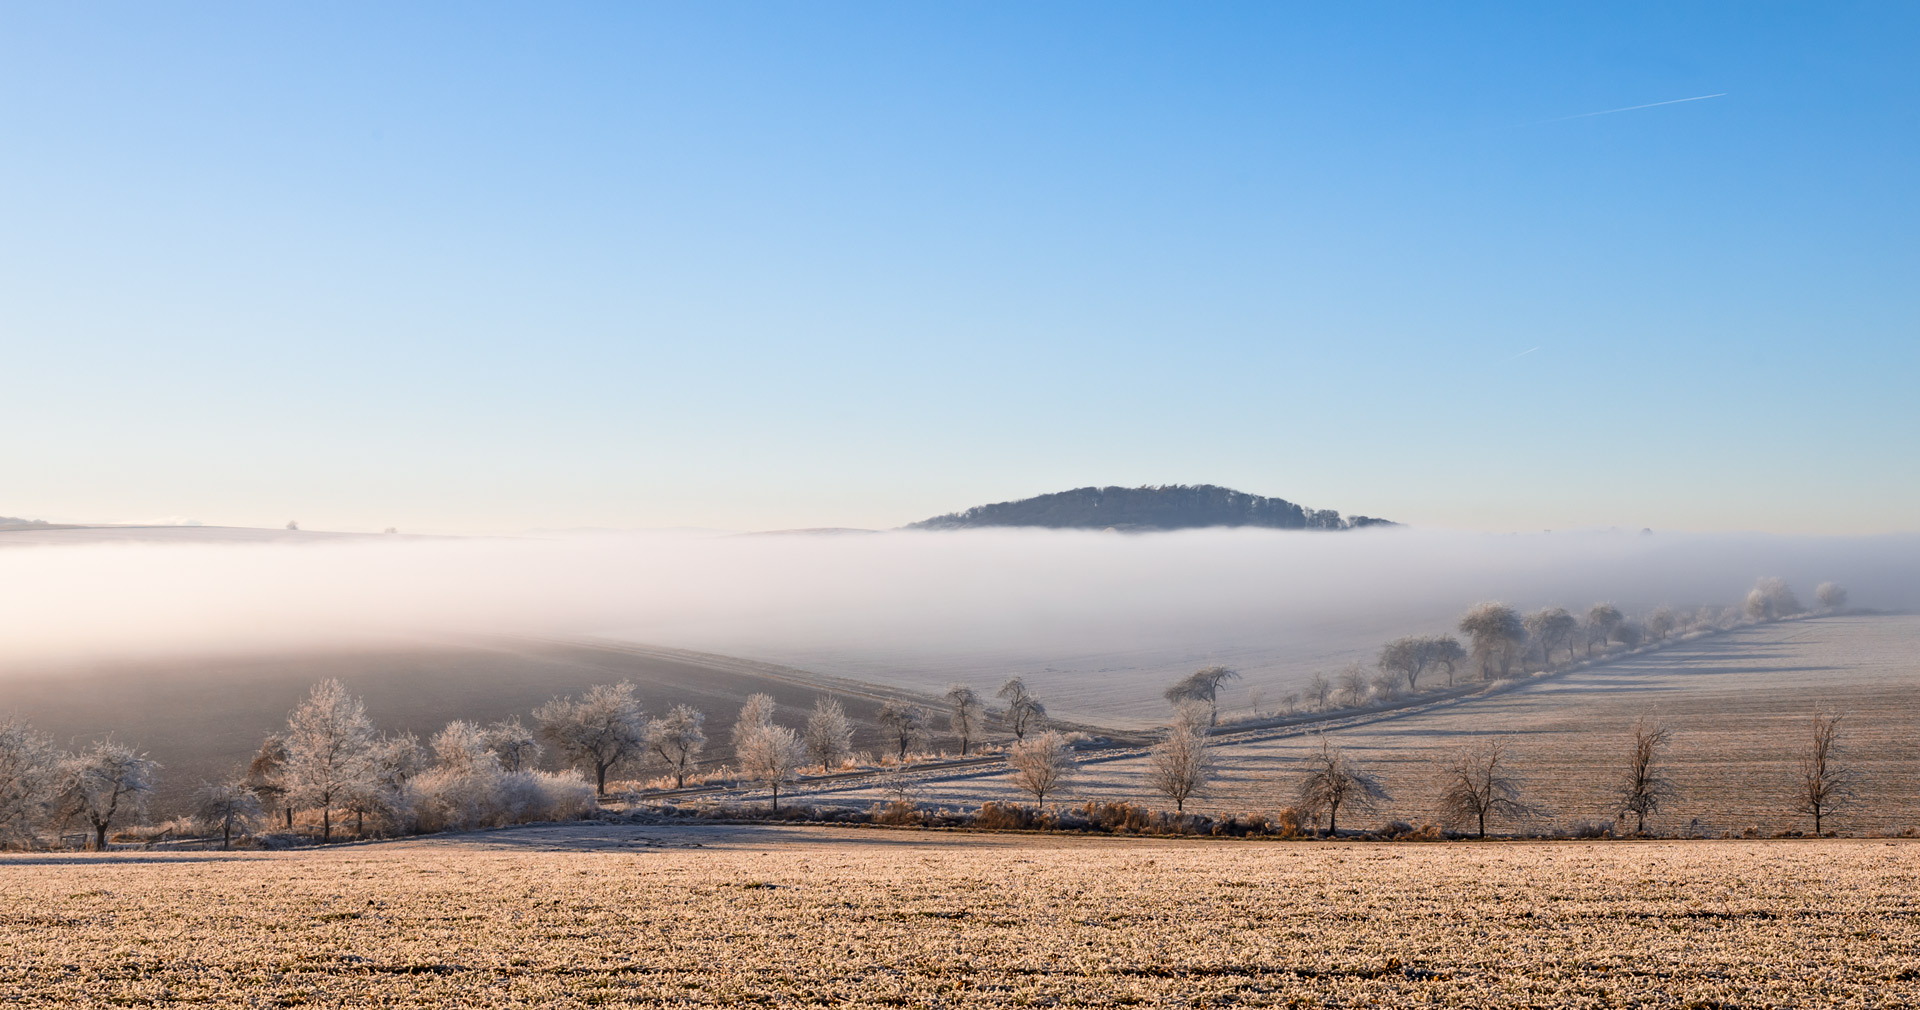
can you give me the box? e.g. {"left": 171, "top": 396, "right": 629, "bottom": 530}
{"left": 2, "top": 823, "right": 1916, "bottom": 1007}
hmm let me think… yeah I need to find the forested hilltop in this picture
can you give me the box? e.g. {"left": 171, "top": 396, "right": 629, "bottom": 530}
{"left": 907, "top": 485, "right": 1395, "bottom": 532}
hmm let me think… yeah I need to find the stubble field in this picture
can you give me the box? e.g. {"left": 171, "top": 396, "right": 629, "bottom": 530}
{"left": 3, "top": 822, "right": 1917, "bottom": 1008}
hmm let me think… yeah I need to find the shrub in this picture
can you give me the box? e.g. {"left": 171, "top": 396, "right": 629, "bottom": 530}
{"left": 973, "top": 802, "right": 1038, "bottom": 831}
{"left": 872, "top": 800, "right": 923, "bottom": 826}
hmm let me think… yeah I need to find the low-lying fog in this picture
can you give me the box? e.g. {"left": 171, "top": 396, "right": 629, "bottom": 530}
{"left": 3, "top": 527, "right": 1914, "bottom": 725}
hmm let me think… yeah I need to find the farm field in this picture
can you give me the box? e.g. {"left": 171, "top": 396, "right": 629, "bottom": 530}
{"left": 3, "top": 822, "right": 1917, "bottom": 1007}
{"left": 795, "top": 616, "right": 1920, "bottom": 836}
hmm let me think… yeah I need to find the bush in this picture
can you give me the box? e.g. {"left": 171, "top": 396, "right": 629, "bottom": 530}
{"left": 973, "top": 802, "right": 1039, "bottom": 830}
{"left": 872, "top": 800, "right": 923, "bottom": 826}
{"left": 1080, "top": 801, "right": 1154, "bottom": 833}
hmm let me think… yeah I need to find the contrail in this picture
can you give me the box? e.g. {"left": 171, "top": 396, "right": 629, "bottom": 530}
{"left": 1534, "top": 93, "right": 1727, "bottom": 126}
{"left": 1502, "top": 346, "right": 1541, "bottom": 362}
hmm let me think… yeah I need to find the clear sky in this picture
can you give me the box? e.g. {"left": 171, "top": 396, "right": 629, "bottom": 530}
{"left": 2, "top": 3, "right": 1914, "bottom": 534}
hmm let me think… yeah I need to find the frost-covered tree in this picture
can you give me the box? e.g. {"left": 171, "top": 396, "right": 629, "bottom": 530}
{"left": 1294, "top": 736, "right": 1387, "bottom": 837}
{"left": 344, "top": 733, "right": 421, "bottom": 837}
{"left": 1437, "top": 739, "right": 1537, "bottom": 839}
{"left": 1162, "top": 666, "right": 1240, "bottom": 726}
{"left": 1146, "top": 708, "right": 1213, "bottom": 813}
{"left": 1524, "top": 607, "right": 1578, "bottom": 666}
{"left": 997, "top": 678, "right": 1047, "bottom": 740}
{"left": 0, "top": 718, "right": 56, "bottom": 848}
{"left": 1305, "top": 671, "right": 1333, "bottom": 710}
{"left": 1815, "top": 582, "right": 1849, "bottom": 613}
{"left": 1744, "top": 577, "right": 1803, "bottom": 622}
{"left": 944, "top": 685, "right": 985, "bottom": 756}
{"left": 193, "top": 779, "right": 261, "bottom": 850}
{"left": 876, "top": 701, "right": 930, "bottom": 762}
{"left": 1585, "top": 603, "right": 1623, "bottom": 656}
{"left": 482, "top": 717, "right": 542, "bottom": 774}
{"left": 534, "top": 681, "right": 646, "bottom": 797}
{"left": 1007, "top": 730, "right": 1076, "bottom": 810}
{"left": 284, "top": 679, "right": 376, "bottom": 842}
{"left": 1425, "top": 636, "right": 1467, "bottom": 686}
{"left": 1645, "top": 606, "right": 1678, "bottom": 642}
{"left": 736, "top": 723, "right": 804, "bottom": 812}
{"left": 803, "top": 697, "right": 854, "bottom": 772}
{"left": 57, "top": 741, "right": 159, "bottom": 851}
{"left": 1793, "top": 712, "right": 1854, "bottom": 835}
{"left": 645, "top": 705, "right": 707, "bottom": 788}
{"left": 1378, "top": 637, "right": 1429, "bottom": 693}
{"left": 1460, "top": 603, "right": 1527, "bottom": 678}
{"left": 1335, "top": 664, "right": 1371, "bottom": 708}
{"left": 731, "top": 693, "right": 776, "bottom": 752}
{"left": 1616, "top": 718, "right": 1676, "bottom": 835}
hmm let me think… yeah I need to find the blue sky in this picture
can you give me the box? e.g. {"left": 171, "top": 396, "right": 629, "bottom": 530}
{"left": 1, "top": 3, "right": 1914, "bottom": 534}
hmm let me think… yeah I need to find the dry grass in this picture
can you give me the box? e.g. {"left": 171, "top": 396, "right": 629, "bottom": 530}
{"left": 3, "top": 823, "right": 1917, "bottom": 1007}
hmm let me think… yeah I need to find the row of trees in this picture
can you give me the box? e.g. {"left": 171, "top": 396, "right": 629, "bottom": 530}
{"left": 1257, "top": 577, "right": 1849, "bottom": 721}
{"left": 0, "top": 726, "right": 158, "bottom": 851}
{"left": 1121, "top": 707, "right": 1857, "bottom": 838}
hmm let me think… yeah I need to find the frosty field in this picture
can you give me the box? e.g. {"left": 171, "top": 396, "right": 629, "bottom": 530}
{"left": 3, "top": 823, "right": 1917, "bottom": 1008}
{"left": 797, "top": 616, "right": 1920, "bottom": 837}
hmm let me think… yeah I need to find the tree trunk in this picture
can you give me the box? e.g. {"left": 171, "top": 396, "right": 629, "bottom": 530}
{"left": 285, "top": 806, "right": 293, "bottom": 829}
{"left": 596, "top": 763, "right": 608, "bottom": 797}
{"left": 322, "top": 806, "right": 332, "bottom": 843}
{"left": 94, "top": 822, "right": 109, "bottom": 851}
{"left": 771, "top": 783, "right": 779, "bottom": 813}
{"left": 223, "top": 821, "right": 232, "bottom": 850}
{"left": 356, "top": 809, "right": 364, "bottom": 836}
{"left": 1477, "top": 811, "right": 1486, "bottom": 839}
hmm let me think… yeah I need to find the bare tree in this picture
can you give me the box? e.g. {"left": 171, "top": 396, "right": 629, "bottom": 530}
{"left": 1524, "top": 607, "right": 1577, "bottom": 667}
{"left": 1146, "top": 708, "right": 1213, "bottom": 813}
{"left": 1645, "top": 606, "right": 1678, "bottom": 643}
{"left": 57, "top": 741, "right": 159, "bottom": 851}
{"left": 1335, "top": 664, "right": 1371, "bottom": 708}
{"left": 1617, "top": 718, "right": 1676, "bottom": 835}
{"left": 1436, "top": 739, "right": 1537, "bottom": 838}
{"left": 0, "top": 718, "right": 55, "bottom": 848}
{"left": 644, "top": 705, "right": 707, "bottom": 788}
{"left": 246, "top": 736, "right": 293, "bottom": 830}
{"left": 1815, "top": 582, "right": 1849, "bottom": 613}
{"left": 284, "top": 679, "right": 376, "bottom": 842}
{"left": 1743, "top": 577, "right": 1803, "bottom": 622}
{"left": 533, "top": 681, "right": 646, "bottom": 798}
{"left": 1793, "top": 712, "right": 1854, "bottom": 835}
{"left": 876, "top": 701, "right": 931, "bottom": 762}
{"left": 1305, "top": 672, "right": 1333, "bottom": 710}
{"left": 1294, "top": 736, "right": 1388, "bottom": 837}
{"left": 804, "top": 697, "right": 855, "bottom": 772}
{"left": 1369, "top": 668, "right": 1401, "bottom": 703}
{"left": 1162, "top": 666, "right": 1240, "bottom": 726}
{"left": 1007, "top": 730, "right": 1076, "bottom": 810}
{"left": 1426, "top": 636, "right": 1467, "bottom": 686}
{"left": 997, "top": 678, "right": 1047, "bottom": 740}
{"left": 1460, "top": 603, "right": 1527, "bottom": 679}
{"left": 944, "top": 685, "right": 985, "bottom": 756}
{"left": 1585, "top": 603, "right": 1623, "bottom": 656}
{"left": 1378, "top": 637, "right": 1429, "bottom": 693}
{"left": 736, "top": 723, "right": 804, "bottom": 812}
{"left": 193, "top": 779, "right": 261, "bottom": 850}
{"left": 482, "top": 717, "right": 542, "bottom": 774}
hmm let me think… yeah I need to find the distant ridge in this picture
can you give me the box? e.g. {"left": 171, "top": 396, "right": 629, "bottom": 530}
{"left": 905, "top": 485, "right": 1396, "bottom": 532}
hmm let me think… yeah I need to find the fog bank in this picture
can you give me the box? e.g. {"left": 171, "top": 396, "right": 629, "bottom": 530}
{"left": 2, "top": 527, "right": 1913, "bottom": 721}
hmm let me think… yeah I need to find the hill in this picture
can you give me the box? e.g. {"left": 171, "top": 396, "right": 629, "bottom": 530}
{"left": 906, "top": 484, "right": 1394, "bottom": 531}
